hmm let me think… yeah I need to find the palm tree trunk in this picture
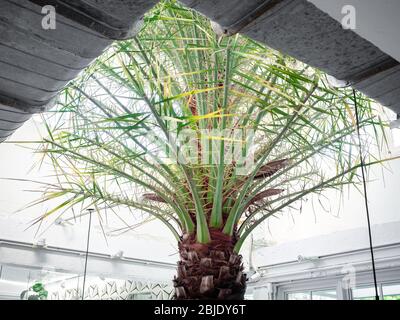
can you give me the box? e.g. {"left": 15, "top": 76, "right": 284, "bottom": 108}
{"left": 173, "top": 229, "right": 246, "bottom": 300}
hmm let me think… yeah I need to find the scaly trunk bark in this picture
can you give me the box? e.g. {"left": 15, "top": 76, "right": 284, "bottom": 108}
{"left": 173, "top": 229, "right": 246, "bottom": 300}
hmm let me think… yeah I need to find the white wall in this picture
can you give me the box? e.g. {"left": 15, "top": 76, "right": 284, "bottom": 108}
{"left": 253, "top": 221, "right": 400, "bottom": 267}
{"left": 0, "top": 116, "right": 178, "bottom": 266}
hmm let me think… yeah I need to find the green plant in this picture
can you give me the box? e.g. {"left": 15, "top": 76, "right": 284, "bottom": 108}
{"left": 20, "top": 282, "right": 48, "bottom": 300}
{"left": 27, "top": 1, "right": 395, "bottom": 299}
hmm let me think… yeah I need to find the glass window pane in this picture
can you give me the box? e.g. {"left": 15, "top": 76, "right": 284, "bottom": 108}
{"left": 287, "top": 292, "right": 311, "bottom": 300}
{"left": 311, "top": 290, "right": 337, "bottom": 300}
{"left": 352, "top": 286, "right": 378, "bottom": 300}
{"left": 382, "top": 284, "right": 400, "bottom": 300}
{"left": 392, "top": 128, "right": 400, "bottom": 148}
{"left": 0, "top": 265, "right": 79, "bottom": 300}
{"left": 130, "top": 293, "right": 153, "bottom": 300}
{"left": 244, "top": 293, "right": 254, "bottom": 300}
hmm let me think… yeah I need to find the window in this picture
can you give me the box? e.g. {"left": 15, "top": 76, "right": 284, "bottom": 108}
{"left": 244, "top": 293, "right": 254, "bottom": 300}
{"left": 382, "top": 283, "right": 400, "bottom": 300}
{"left": 311, "top": 290, "right": 337, "bottom": 300}
{"left": 286, "top": 292, "right": 311, "bottom": 300}
{"left": 352, "top": 283, "right": 400, "bottom": 300}
{"left": 352, "top": 286, "right": 378, "bottom": 300}
{"left": 129, "top": 293, "right": 153, "bottom": 300}
{"left": 392, "top": 128, "right": 400, "bottom": 149}
{"left": 286, "top": 289, "right": 337, "bottom": 300}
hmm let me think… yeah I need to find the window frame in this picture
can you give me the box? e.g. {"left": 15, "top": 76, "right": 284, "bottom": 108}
{"left": 278, "top": 268, "right": 400, "bottom": 300}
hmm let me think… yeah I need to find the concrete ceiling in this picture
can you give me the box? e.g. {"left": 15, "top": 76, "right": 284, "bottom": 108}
{"left": 182, "top": 0, "right": 400, "bottom": 114}
{"left": 0, "top": 0, "right": 158, "bottom": 142}
{"left": 0, "top": 0, "right": 399, "bottom": 144}
{"left": 309, "top": 0, "right": 400, "bottom": 63}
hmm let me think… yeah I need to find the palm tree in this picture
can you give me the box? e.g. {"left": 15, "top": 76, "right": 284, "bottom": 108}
{"left": 29, "top": 1, "right": 392, "bottom": 299}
